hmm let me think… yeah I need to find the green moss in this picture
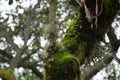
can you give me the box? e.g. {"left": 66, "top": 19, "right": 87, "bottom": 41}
{"left": 62, "top": 9, "right": 95, "bottom": 63}
{"left": 54, "top": 52, "right": 80, "bottom": 69}
{"left": 62, "top": 12, "right": 83, "bottom": 54}
{"left": 45, "top": 52, "right": 80, "bottom": 80}
{"left": 0, "top": 69, "right": 16, "bottom": 80}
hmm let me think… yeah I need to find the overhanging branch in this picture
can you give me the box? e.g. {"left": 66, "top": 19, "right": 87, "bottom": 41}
{"left": 84, "top": 26, "right": 120, "bottom": 79}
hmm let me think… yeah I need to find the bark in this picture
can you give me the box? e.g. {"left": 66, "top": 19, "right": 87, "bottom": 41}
{"left": 62, "top": 0, "right": 120, "bottom": 80}
{"left": 0, "top": 1, "right": 43, "bottom": 79}
{"left": 43, "top": 0, "right": 80, "bottom": 80}
{"left": 9, "top": 0, "right": 41, "bottom": 70}
{"left": 63, "top": 0, "right": 120, "bottom": 63}
{"left": 45, "top": 0, "right": 120, "bottom": 79}
{"left": 84, "top": 27, "right": 120, "bottom": 79}
{"left": 0, "top": 0, "right": 119, "bottom": 80}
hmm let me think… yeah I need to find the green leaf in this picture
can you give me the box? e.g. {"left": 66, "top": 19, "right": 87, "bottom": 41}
{"left": 9, "top": 0, "right": 13, "bottom": 5}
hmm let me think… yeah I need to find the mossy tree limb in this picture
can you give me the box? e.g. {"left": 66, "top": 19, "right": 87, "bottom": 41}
{"left": 45, "top": 0, "right": 119, "bottom": 80}
{"left": 62, "top": 0, "right": 120, "bottom": 64}
{"left": 84, "top": 27, "right": 120, "bottom": 79}
{"left": 44, "top": 0, "right": 79, "bottom": 80}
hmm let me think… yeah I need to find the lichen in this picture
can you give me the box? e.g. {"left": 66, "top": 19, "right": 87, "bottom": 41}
{"left": 0, "top": 69, "right": 16, "bottom": 80}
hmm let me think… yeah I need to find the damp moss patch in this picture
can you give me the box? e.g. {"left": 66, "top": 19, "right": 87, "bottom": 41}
{"left": 54, "top": 52, "right": 80, "bottom": 69}
{"left": 45, "top": 52, "right": 80, "bottom": 80}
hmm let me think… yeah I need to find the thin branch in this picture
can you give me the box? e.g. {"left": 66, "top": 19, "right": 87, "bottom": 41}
{"left": 9, "top": 39, "right": 28, "bottom": 69}
{"left": 114, "top": 55, "right": 120, "bottom": 64}
{"left": 30, "top": 67, "right": 43, "bottom": 80}
{"left": 19, "top": 61, "right": 43, "bottom": 79}
{"left": 0, "top": 27, "right": 20, "bottom": 52}
{"left": 84, "top": 26, "right": 120, "bottom": 79}
{"left": 84, "top": 53, "right": 114, "bottom": 80}
{"left": 107, "top": 27, "right": 119, "bottom": 51}
{"left": 118, "top": 39, "right": 120, "bottom": 45}
{"left": 19, "top": 61, "right": 41, "bottom": 68}
{"left": 3, "top": 32, "right": 19, "bottom": 52}
{"left": 9, "top": 0, "right": 42, "bottom": 70}
{"left": 22, "top": 47, "right": 40, "bottom": 61}
{"left": 0, "top": 50, "right": 12, "bottom": 63}
{"left": 33, "top": 0, "right": 41, "bottom": 10}
{"left": 76, "top": 0, "right": 82, "bottom": 7}
{"left": 0, "top": 56, "right": 9, "bottom": 63}
{"left": 0, "top": 49, "right": 13, "bottom": 60}
{"left": 23, "top": 0, "right": 42, "bottom": 46}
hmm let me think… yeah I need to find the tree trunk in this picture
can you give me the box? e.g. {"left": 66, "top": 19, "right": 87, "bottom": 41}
{"left": 44, "top": 0, "right": 120, "bottom": 80}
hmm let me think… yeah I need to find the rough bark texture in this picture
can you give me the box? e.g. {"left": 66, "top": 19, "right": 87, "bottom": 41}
{"left": 44, "top": 0, "right": 80, "bottom": 80}
{"left": 45, "top": 0, "right": 120, "bottom": 80}
{"left": 62, "top": 0, "right": 120, "bottom": 64}
{"left": 84, "top": 27, "right": 120, "bottom": 79}
{"left": 0, "top": 0, "right": 119, "bottom": 80}
{"left": 62, "top": 0, "right": 120, "bottom": 80}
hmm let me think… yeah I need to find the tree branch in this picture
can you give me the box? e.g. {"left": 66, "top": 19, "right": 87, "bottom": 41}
{"left": 9, "top": 0, "right": 42, "bottom": 70}
{"left": 113, "top": 55, "right": 120, "bottom": 64}
{"left": 19, "top": 61, "right": 43, "bottom": 80}
{"left": 107, "top": 27, "right": 120, "bottom": 51}
{"left": 30, "top": 67, "right": 43, "bottom": 80}
{"left": 0, "top": 49, "right": 13, "bottom": 60}
{"left": 3, "top": 32, "right": 19, "bottom": 52}
{"left": 84, "top": 26, "right": 120, "bottom": 79}
{"left": 84, "top": 53, "right": 114, "bottom": 80}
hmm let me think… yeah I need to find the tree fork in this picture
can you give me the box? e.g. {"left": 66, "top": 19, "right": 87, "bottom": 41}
{"left": 44, "top": 0, "right": 120, "bottom": 80}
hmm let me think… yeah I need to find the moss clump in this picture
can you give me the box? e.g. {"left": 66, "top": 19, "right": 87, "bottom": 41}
{"left": 62, "top": 8, "right": 97, "bottom": 63}
{"left": 0, "top": 69, "right": 16, "bottom": 80}
{"left": 62, "top": 0, "right": 119, "bottom": 64}
{"left": 62, "top": 11, "right": 83, "bottom": 54}
{"left": 54, "top": 52, "right": 80, "bottom": 69}
{"left": 45, "top": 52, "right": 80, "bottom": 80}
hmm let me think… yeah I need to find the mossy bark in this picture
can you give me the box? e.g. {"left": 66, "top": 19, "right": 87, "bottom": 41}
{"left": 45, "top": 0, "right": 119, "bottom": 80}
{"left": 0, "top": 69, "right": 16, "bottom": 80}
{"left": 44, "top": 0, "right": 80, "bottom": 80}
{"left": 62, "top": 0, "right": 120, "bottom": 64}
{"left": 44, "top": 52, "right": 80, "bottom": 80}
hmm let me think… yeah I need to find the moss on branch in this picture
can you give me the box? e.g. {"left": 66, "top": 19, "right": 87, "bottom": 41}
{"left": 0, "top": 69, "right": 16, "bottom": 80}
{"left": 62, "top": 0, "right": 120, "bottom": 64}
{"left": 44, "top": 0, "right": 120, "bottom": 80}
{"left": 44, "top": 52, "right": 80, "bottom": 80}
